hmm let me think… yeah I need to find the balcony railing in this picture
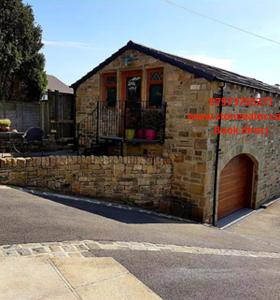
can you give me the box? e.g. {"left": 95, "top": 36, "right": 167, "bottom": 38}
{"left": 98, "top": 100, "right": 167, "bottom": 143}
{"left": 77, "top": 100, "right": 167, "bottom": 148}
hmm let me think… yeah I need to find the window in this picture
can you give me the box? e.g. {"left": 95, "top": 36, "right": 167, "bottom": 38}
{"left": 147, "top": 68, "right": 163, "bottom": 106}
{"left": 103, "top": 73, "right": 117, "bottom": 106}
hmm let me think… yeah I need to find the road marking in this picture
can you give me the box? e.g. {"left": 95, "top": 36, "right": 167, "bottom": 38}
{"left": 1, "top": 240, "right": 280, "bottom": 259}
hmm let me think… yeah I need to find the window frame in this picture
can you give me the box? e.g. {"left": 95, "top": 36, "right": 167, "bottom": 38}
{"left": 102, "top": 72, "right": 117, "bottom": 107}
{"left": 146, "top": 68, "right": 164, "bottom": 107}
{"left": 121, "top": 70, "right": 142, "bottom": 102}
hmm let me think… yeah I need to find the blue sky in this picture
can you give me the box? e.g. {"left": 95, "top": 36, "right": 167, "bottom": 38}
{"left": 24, "top": 0, "right": 280, "bottom": 86}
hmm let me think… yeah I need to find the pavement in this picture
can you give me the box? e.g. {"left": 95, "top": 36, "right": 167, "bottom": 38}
{"left": 227, "top": 199, "right": 280, "bottom": 249}
{"left": 0, "top": 185, "right": 280, "bottom": 299}
{"left": 0, "top": 257, "right": 160, "bottom": 300}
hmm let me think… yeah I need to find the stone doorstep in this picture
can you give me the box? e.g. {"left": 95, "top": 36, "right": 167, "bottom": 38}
{"left": 0, "top": 257, "right": 161, "bottom": 300}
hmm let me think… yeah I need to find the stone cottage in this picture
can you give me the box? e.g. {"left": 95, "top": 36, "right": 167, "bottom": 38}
{"left": 71, "top": 41, "right": 280, "bottom": 224}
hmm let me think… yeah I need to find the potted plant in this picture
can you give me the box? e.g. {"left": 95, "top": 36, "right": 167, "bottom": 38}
{"left": 135, "top": 128, "right": 145, "bottom": 139}
{"left": 0, "top": 119, "right": 11, "bottom": 132}
{"left": 142, "top": 110, "right": 163, "bottom": 140}
{"left": 125, "top": 115, "right": 137, "bottom": 140}
{"left": 135, "top": 117, "right": 145, "bottom": 139}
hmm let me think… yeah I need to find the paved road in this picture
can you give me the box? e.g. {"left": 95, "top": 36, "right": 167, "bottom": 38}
{"left": 1, "top": 186, "right": 280, "bottom": 299}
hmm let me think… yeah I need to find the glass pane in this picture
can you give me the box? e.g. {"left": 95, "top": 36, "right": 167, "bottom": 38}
{"left": 107, "top": 87, "right": 117, "bottom": 106}
{"left": 149, "top": 84, "right": 163, "bottom": 106}
{"left": 126, "top": 76, "right": 141, "bottom": 102}
{"left": 150, "top": 71, "right": 163, "bottom": 81}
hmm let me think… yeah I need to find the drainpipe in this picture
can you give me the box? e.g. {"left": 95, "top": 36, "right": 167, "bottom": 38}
{"left": 212, "top": 81, "right": 225, "bottom": 226}
{"left": 73, "top": 87, "right": 78, "bottom": 151}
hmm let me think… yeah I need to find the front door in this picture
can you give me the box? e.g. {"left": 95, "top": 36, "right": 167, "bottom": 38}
{"left": 121, "top": 71, "right": 142, "bottom": 132}
{"left": 121, "top": 70, "right": 142, "bottom": 105}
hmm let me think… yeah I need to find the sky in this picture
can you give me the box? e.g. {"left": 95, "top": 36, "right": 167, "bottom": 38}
{"left": 23, "top": 0, "right": 280, "bottom": 86}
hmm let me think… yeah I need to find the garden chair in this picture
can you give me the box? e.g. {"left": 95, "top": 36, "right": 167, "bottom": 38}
{"left": 22, "top": 127, "right": 45, "bottom": 155}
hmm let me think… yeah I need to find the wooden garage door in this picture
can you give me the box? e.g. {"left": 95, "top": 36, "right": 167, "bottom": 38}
{"left": 218, "top": 154, "right": 253, "bottom": 219}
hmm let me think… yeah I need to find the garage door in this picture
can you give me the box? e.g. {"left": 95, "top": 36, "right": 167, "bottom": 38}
{"left": 218, "top": 154, "right": 254, "bottom": 219}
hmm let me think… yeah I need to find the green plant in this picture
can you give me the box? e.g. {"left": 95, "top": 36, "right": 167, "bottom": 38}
{"left": 126, "top": 114, "right": 138, "bottom": 129}
{"left": 142, "top": 110, "right": 163, "bottom": 131}
{"left": 0, "top": 119, "right": 11, "bottom": 127}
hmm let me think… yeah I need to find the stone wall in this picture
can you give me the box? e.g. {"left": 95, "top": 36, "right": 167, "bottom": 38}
{"left": 75, "top": 49, "right": 213, "bottom": 220}
{"left": 162, "top": 69, "right": 212, "bottom": 221}
{"left": 205, "top": 82, "right": 280, "bottom": 222}
{"left": 0, "top": 156, "right": 172, "bottom": 207}
{"left": 75, "top": 49, "right": 280, "bottom": 223}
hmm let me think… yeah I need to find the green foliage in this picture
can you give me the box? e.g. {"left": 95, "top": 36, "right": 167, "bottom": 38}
{"left": 0, "top": 0, "right": 47, "bottom": 101}
{"left": 126, "top": 115, "right": 138, "bottom": 128}
{"left": 142, "top": 110, "right": 163, "bottom": 131}
{"left": 0, "top": 119, "right": 11, "bottom": 127}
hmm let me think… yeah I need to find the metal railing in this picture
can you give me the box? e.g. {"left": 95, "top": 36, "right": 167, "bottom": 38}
{"left": 76, "top": 102, "right": 98, "bottom": 147}
{"left": 77, "top": 100, "right": 167, "bottom": 148}
{"left": 99, "top": 100, "right": 167, "bottom": 143}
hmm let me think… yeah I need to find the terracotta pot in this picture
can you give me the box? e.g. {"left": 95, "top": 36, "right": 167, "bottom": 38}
{"left": 125, "top": 129, "right": 135, "bottom": 140}
{"left": 135, "top": 129, "right": 145, "bottom": 139}
{"left": 145, "top": 129, "right": 157, "bottom": 140}
{"left": 0, "top": 125, "right": 9, "bottom": 132}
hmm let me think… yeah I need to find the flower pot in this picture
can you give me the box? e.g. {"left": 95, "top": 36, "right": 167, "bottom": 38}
{"left": 125, "top": 129, "right": 135, "bottom": 140}
{"left": 135, "top": 129, "right": 145, "bottom": 139}
{"left": 0, "top": 125, "right": 9, "bottom": 132}
{"left": 145, "top": 129, "right": 157, "bottom": 141}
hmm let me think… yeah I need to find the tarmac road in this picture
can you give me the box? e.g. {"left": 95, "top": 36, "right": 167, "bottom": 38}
{"left": 1, "top": 186, "right": 280, "bottom": 299}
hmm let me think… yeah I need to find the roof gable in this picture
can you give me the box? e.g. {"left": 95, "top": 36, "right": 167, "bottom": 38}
{"left": 71, "top": 41, "right": 280, "bottom": 94}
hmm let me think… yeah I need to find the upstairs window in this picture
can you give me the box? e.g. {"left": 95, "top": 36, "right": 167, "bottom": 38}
{"left": 147, "top": 68, "right": 163, "bottom": 106}
{"left": 103, "top": 73, "right": 117, "bottom": 107}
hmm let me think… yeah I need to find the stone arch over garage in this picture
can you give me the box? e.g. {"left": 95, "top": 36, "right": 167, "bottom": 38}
{"left": 217, "top": 152, "right": 258, "bottom": 220}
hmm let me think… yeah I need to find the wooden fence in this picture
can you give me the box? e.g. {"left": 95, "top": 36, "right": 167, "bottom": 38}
{"left": 41, "top": 91, "right": 75, "bottom": 142}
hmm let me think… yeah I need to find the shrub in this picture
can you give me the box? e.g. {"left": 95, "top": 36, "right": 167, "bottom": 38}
{"left": 0, "top": 119, "right": 11, "bottom": 127}
{"left": 142, "top": 110, "right": 163, "bottom": 131}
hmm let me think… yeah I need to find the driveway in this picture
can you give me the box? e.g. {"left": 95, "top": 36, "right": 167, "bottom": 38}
{"left": 227, "top": 200, "right": 280, "bottom": 249}
{"left": 1, "top": 185, "right": 280, "bottom": 300}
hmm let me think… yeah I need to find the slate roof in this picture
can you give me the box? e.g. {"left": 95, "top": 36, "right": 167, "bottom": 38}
{"left": 71, "top": 41, "right": 280, "bottom": 94}
{"left": 47, "top": 75, "right": 73, "bottom": 94}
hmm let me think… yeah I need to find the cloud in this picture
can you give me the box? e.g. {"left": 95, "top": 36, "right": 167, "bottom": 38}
{"left": 42, "top": 40, "right": 103, "bottom": 50}
{"left": 179, "top": 52, "right": 234, "bottom": 71}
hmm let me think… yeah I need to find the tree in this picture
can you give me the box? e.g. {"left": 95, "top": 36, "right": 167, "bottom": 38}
{"left": 0, "top": 0, "right": 47, "bottom": 101}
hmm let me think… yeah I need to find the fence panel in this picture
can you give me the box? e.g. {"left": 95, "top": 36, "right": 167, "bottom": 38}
{"left": 0, "top": 101, "right": 40, "bottom": 132}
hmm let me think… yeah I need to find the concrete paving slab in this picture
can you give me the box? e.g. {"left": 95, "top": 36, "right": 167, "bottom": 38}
{"left": 227, "top": 199, "right": 280, "bottom": 249}
{"left": 0, "top": 257, "right": 161, "bottom": 300}
{"left": 0, "top": 257, "right": 76, "bottom": 300}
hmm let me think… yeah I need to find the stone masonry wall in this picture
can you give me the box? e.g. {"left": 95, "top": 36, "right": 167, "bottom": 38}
{"left": 163, "top": 68, "right": 212, "bottom": 221}
{"left": 204, "top": 82, "right": 280, "bottom": 223}
{"left": 0, "top": 156, "right": 172, "bottom": 207}
{"left": 75, "top": 49, "right": 280, "bottom": 222}
{"left": 75, "top": 49, "right": 213, "bottom": 220}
